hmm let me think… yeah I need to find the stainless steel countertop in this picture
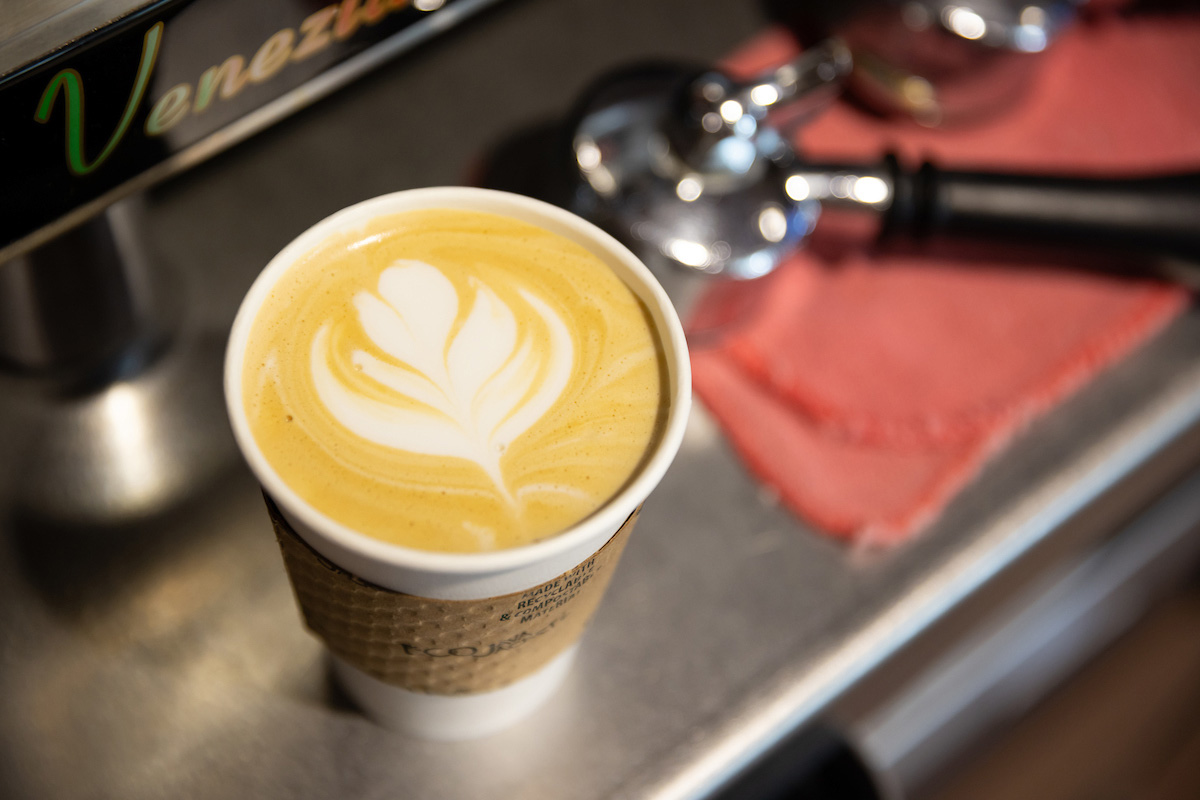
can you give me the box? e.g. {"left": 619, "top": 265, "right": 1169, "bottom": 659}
{"left": 2, "top": 1, "right": 1199, "bottom": 798}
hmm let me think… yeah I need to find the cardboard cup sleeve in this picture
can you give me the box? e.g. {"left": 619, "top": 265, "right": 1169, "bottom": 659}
{"left": 266, "top": 496, "right": 639, "bottom": 695}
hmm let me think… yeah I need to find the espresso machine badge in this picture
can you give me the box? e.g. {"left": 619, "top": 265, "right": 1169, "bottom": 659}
{"left": 0, "top": 0, "right": 498, "bottom": 260}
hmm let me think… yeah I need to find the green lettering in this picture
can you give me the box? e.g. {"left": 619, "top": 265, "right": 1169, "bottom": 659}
{"left": 34, "top": 22, "right": 163, "bottom": 176}
{"left": 194, "top": 55, "right": 249, "bottom": 113}
{"left": 145, "top": 83, "right": 191, "bottom": 135}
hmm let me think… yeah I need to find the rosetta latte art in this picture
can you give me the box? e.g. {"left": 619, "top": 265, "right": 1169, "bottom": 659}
{"left": 311, "top": 260, "right": 573, "bottom": 502}
{"left": 243, "top": 208, "right": 665, "bottom": 552}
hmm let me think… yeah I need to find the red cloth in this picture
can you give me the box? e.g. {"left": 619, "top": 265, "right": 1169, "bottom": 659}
{"left": 691, "top": 11, "right": 1196, "bottom": 546}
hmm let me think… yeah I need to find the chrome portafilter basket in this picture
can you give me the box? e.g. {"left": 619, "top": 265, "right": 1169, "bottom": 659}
{"left": 779, "top": 0, "right": 1080, "bottom": 127}
{"left": 565, "top": 42, "right": 851, "bottom": 281}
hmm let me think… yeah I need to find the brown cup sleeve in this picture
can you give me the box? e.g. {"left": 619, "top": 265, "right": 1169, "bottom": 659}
{"left": 266, "top": 495, "right": 639, "bottom": 695}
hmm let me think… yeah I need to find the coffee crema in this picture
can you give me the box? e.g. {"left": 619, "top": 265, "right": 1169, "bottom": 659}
{"left": 242, "top": 208, "right": 666, "bottom": 553}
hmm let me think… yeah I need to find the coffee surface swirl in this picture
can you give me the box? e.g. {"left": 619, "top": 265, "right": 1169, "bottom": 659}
{"left": 243, "top": 208, "right": 666, "bottom": 552}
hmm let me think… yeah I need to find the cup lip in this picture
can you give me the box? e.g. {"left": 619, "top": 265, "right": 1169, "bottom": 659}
{"left": 225, "top": 187, "right": 690, "bottom": 576}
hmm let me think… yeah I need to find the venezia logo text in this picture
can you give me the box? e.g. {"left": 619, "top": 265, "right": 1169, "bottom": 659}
{"left": 35, "top": 0, "right": 414, "bottom": 176}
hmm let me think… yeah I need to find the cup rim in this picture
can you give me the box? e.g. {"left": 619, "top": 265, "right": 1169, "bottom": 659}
{"left": 225, "top": 187, "right": 690, "bottom": 576}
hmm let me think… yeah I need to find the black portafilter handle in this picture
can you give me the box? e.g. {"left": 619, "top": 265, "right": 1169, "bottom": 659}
{"left": 882, "top": 155, "right": 1200, "bottom": 272}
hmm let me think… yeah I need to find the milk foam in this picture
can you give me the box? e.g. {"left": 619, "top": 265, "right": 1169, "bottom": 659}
{"left": 242, "top": 208, "right": 666, "bottom": 553}
{"left": 310, "top": 260, "right": 574, "bottom": 501}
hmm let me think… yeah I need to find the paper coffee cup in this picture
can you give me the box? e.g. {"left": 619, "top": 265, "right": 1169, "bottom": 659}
{"left": 225, "top": 188, "right": 690, "bottom": 740}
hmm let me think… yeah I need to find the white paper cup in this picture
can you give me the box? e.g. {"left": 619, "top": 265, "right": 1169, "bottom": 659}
{"left": 225, "top": 187, "right": 690, "bottom": 739}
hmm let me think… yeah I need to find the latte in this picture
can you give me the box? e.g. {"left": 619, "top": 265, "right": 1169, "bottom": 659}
{"left": 241, "top": 208, "right": 666, "bottom": 552}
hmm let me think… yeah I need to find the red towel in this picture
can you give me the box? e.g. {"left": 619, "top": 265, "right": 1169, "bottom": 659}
{"left": 691, "top": 10, "right": 1196, "bottom": 546}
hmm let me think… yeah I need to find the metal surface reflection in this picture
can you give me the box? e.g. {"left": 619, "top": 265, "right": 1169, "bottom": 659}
{"left": 9, "top": 329, "right": 234, "bottom": 526}
{"left": 0, "top": 198, "right": 235, "bottom": 527}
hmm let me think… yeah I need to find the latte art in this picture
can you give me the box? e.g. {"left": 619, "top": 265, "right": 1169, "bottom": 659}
{"left": 242, "top": 208, "right": 666, "bottom": 552}
{"left": 310, "top": 260, "right": 574, "bottom": 502}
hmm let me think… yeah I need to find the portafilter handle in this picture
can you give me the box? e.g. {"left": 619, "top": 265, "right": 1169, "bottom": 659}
{"left": 796, "top": 157, "right": 1200, "bottom": 275}
{"left": 888, "top": 159, "right": 1200, "bottom": 267}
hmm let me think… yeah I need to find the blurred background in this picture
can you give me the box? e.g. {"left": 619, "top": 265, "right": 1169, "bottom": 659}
{"left": 1, "top": 0, "right": 1198, "bottom": 797}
